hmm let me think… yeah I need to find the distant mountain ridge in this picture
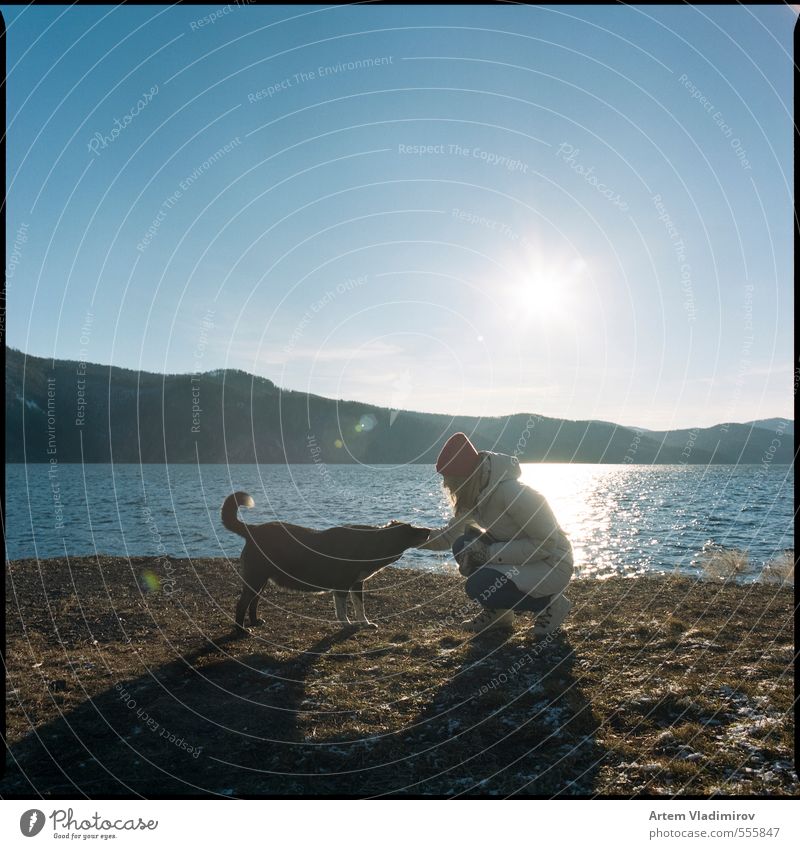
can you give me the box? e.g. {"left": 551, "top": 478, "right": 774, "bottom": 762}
{"left": 5, "top": 347, "right": 794, "bottom": 465}
{"left": 744, "top": 418, "right": 794, "bottom": 436}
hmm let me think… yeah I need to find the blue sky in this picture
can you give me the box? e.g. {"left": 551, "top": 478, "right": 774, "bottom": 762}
{"left": 3, "top": 4, "right": 795, "bottom": 429}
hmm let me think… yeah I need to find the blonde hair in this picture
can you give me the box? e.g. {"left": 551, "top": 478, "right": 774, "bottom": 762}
{"left": 442, "top": 455, "right": 487, "bottom": 518}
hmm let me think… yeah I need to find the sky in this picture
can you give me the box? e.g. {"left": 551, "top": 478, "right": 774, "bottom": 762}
{"left": 3, "top": 3, "right": 795, "bottom": 429}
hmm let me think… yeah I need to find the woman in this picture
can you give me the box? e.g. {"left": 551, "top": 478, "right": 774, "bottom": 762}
{"left": 419, "top": 432, "right": 573, "bottom": 636}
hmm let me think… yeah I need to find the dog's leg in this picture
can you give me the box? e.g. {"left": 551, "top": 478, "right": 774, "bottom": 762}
{"left": 350, "top": 581, "right": 377, "bottom": 629}
{"left": 333, "top": 591, "right": 351, "bottom": 626}
{"left": 235, "top": 583, "right": 259, "bottom": 634}
{"left": 248, "top": 581, "right": 267, "bottom": 627}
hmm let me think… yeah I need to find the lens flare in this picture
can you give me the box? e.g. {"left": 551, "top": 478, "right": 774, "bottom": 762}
{"left": 141, "top": 570, "right": 161, "bottom": 593}
{"left": 359, "top": 413, "right": 377, "bottom": 432}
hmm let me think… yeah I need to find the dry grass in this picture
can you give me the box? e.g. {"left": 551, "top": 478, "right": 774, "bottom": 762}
{"left": 2, "top": 557, "right": 797, "bottom": 798}
{"left": 698, "top": 544, "right": 795, "bottom": 587}
{"left": 759, "top": 550, "right": 795, "bottom": 586}
{"left": 697, "top": 544, "right": 750, "bottom": 581}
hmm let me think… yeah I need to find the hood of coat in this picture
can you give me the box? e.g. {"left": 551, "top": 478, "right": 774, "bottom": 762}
{"left": 479, "top": 451, "right": 521, "bottom": 493}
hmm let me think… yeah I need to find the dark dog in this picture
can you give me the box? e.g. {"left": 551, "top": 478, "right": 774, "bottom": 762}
{"left": 221, "top": 492, "right": 430, "bottom": 633}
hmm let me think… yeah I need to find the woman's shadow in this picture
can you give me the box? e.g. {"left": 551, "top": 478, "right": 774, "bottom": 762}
{"left": 353, "top": 628, "right": 606, "bottom": 797}
{"left": 2, "top": 625, "right": 604, "bottom": 798}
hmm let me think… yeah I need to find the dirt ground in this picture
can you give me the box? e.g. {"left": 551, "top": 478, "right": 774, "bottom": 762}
{"left": 3, "top": 556, "right": 797, "bottom": 797}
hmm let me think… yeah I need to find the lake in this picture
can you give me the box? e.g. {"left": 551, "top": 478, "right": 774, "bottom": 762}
{"left": 5, "top": 463, "right": 793, "bottom": 580}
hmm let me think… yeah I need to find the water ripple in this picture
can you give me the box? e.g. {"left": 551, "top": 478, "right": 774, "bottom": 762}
{"left": 5, "top": 462, "right": 793, "bottom": 579}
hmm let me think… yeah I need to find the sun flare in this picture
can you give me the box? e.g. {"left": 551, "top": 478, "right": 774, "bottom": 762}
{"left": 510, "top": 251, "right": 588, "bottom": 321}
{"left": 524, "top": 271, "right": 563, "bottom": 316}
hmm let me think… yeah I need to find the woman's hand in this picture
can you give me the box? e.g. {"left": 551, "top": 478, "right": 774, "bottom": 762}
{"left": 415, "top": 529, "right": 443, "bottom": 550}
{"left": 454, "top": 536, "right": 491, "bottom": 576}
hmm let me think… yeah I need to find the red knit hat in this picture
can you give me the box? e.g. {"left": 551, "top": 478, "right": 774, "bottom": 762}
{"left": 435, "top": 432, "right": 481, "bottom": 476}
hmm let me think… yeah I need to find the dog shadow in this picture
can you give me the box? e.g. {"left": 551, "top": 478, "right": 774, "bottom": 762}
{"left": 2, "top": 625, "right": 603, "bottom": 798}
{"left": 1, "top": 628, "right": 358, "bottom": 797}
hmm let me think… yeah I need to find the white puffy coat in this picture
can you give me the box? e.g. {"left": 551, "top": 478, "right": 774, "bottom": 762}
{"left": 424, "top": 452, "right": 573, "bottom": 597}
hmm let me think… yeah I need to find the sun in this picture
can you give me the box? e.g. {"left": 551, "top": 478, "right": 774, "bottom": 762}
{"left": 511, "top": 253, "right": 588, "bottom": 321}
{"left": 525, "top": 271, "right": 563, "bottom": 316}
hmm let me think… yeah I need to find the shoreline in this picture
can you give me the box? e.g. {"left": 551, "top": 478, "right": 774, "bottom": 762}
{"left": 5, "top": 551, "right": 793, "bottom": 585}
{"left": 3, "top": 557, "right": 797, "bottom": 797}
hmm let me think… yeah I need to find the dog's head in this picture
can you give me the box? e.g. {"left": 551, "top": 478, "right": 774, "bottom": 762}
{"left": 385, "top": 520, "right": 431, "bottom": 548}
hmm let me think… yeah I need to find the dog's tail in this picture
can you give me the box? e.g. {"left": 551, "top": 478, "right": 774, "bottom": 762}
{"left": 221, "top": 491, "right": 255, "bottom": 537}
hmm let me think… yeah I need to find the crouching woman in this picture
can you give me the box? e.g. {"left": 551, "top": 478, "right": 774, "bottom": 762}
{"left": 418, "top": 432, "right": 574, "bottom": 636}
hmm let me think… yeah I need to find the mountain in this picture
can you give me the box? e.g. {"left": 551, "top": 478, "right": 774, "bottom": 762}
{"left": 5, "top": 348, "right": 794, "bottom": 465}
{"left": 646, "top": 421, "right": 794, "bottom": 465}
{"left": 746, "top": 418, "right": 794, "bottom": 436}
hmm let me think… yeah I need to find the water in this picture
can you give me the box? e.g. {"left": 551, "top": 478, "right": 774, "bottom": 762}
{"left": 5, "top": 463, "right": 793, "bottom": 579}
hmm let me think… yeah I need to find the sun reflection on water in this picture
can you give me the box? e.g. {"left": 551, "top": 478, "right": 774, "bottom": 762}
{"left": 519, "top": 463, "right": 725, "bottom": 579}
{"left": 520, "top": 463, "right": 621, "bottom": 577}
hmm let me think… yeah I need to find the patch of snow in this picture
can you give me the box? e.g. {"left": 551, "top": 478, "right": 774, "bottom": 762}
{"left": 446, "top": 719, "right": 462, "bottom": 735}
{"left": 542, "top": 707, "right": 567, "bottom": 731}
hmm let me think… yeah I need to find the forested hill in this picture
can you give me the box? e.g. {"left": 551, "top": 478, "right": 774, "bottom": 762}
{"left": 6, "top": 348, "right": 793, "bottom": 465}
